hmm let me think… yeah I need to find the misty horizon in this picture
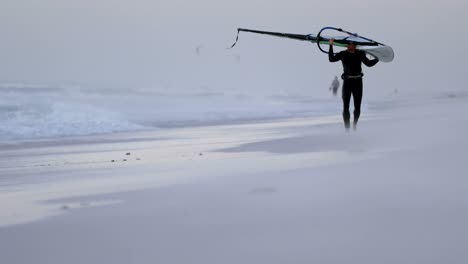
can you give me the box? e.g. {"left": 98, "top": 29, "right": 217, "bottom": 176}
{"left": 1, "top": 0, "right": 467, "bottom": 97}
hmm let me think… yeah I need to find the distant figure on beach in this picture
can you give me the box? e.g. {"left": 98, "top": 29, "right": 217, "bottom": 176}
{"left": 329, "top": 76, "right": 340, "bottom": 96}
{"left": 328, "top": 38, "right": 379, "bottom": 131}
{"left": 195, "top": 45, "right": 202, "bottom": 56}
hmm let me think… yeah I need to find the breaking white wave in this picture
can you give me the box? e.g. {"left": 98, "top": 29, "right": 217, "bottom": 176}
{"left": 0, "top": 84, "right": 340, "bottom": 141}
{"left": 0, "top": 102, "right": 144, "bottom": 140}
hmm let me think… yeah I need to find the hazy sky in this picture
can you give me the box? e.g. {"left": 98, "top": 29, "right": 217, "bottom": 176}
{"left": 1, "top": 0, "right": 467, "bottom": 97}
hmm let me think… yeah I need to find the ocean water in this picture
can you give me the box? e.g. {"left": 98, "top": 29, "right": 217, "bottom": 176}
{"left": 0, "top": 84, "right": 341, "bottom": 142}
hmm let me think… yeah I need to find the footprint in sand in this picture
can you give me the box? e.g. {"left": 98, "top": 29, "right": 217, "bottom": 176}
{"left": 248, "top": 187, "right": 278, "bottom": 195}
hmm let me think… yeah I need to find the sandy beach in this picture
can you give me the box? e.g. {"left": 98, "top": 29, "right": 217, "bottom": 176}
{"left": 1, "top": 93, "right": 467, "bottom": 263}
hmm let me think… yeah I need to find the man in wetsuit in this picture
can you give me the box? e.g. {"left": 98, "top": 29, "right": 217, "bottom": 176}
{"left": 329, "top": 38, "right": 379, "bottom": 130}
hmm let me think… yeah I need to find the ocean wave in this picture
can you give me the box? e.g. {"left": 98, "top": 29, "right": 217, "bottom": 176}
{"left": 0, "top": 84, "right": 340, "bottom": 141}
{"left": 0, "top": 101, "right": 145, "bottom": 141}
{"left": 0, "top": 83, "right": 68, "bottom": 94}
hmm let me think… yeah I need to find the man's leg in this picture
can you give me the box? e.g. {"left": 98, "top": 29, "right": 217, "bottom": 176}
{"left": 352, "top": 79, "right": 363, "bottom": 129}
{"left": 342, "top": 80, "right": 352, "bottom": 129}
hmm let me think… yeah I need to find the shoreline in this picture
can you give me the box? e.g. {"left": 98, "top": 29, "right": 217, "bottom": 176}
{"left": 0, "top": 113, "right": 344, "bottom": 227}
{"left": 1, "top": 94, "right": 468, "bottom": 263}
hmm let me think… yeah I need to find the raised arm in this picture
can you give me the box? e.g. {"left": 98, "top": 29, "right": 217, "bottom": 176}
{"left": 328, "top": 39, "right": 341, "bottom": 62}
{"left": 361, "top": 51, "right": 379, "bottom": 67}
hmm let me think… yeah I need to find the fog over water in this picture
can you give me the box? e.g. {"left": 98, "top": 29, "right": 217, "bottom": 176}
{"left": 0, "top": 0, "right": 467, "bottom": 140}
{"left": 2, "top": 0, "right": 467, "bottom": 94}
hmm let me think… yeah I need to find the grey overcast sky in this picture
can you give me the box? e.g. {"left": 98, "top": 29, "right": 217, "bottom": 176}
{"left": 1, "top": 0, "right": 467, "bottom": 96}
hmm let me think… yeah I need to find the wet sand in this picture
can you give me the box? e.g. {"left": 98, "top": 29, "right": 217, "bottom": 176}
{"left": 1, "top": 94, "right": 468, "bottom": 263}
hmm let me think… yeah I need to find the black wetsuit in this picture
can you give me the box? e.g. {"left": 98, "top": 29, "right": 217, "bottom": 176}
{"left": 329, "top": 45, "right": 378, "bottom": 128}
